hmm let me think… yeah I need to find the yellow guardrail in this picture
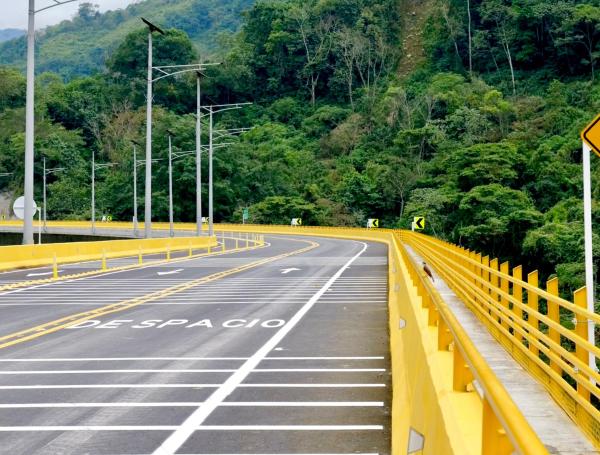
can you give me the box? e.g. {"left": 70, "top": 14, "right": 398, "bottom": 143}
{"left": 396, "top": 233, "right": 547, "bottom": 454}
{"left": 402, "top": 230, "right": 600, "bottom": 450}
{"left": 0, "top": 236, "right": 219, "bottom": 272}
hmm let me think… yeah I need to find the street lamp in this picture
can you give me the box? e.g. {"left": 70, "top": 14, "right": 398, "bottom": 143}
{"left": 91, "top": 151, "right": 115, "bottom": 235}
{"left": 202, "top": 103, "right": 252, "bottom": 236}
{"left": 166, "top": 129, "right": 176, "bottom": 237}
{"left": 141, "top": 17, "right": 165, "bottom": 239}
{"left": 42, "top": 157, "right": 64, "bottom": 232}
{"left": 22, "top": 0, "right": 79, "bottom": 244}
{"left": 140, "top": 21, "right": 220, "bottom": 239}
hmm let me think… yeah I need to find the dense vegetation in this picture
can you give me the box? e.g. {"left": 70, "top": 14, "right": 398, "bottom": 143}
{"left": 1, "top": 0, "right": 600, "bottom": 294}
{"left": 0, "top": 0, "right": 253, "bottom": 78}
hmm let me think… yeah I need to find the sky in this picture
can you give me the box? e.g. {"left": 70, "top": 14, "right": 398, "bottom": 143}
{"left": 1, "top": 0, "right": 138, "bottom": 29}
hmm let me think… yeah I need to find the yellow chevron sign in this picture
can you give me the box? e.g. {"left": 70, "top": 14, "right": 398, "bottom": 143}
{"left": 582, "top": 113, "right": 600, "bottom": 157}
{"left": 413, "top": 217, "right": 425, "bottom": 230}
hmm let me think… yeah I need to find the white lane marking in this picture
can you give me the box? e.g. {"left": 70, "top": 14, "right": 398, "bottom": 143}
{"left": 0, "top": 368, "right": 385, "bottom": 375}
{"left": 196, "top": 425, "right": 384, "bottom": 431}
{"left": 0, "top": 240, "right": 272, "bottom": 296}
{"left": 26, "top": 271, "right": 62, "bottom": 277}
{"left": 0, "top": 356, "right": 384, "bottom": 362}
{"left": 154, "top": 241, "right": 369, "bottom": 455}
{"left": 0, "top": 425, "right": 382, "bottom": 432}
{"left": 0, "top": 384, "right": 385, "bottom": 390}
{"left": 220, "top": 401, "right": 384, "bottom": 407}
{"left": 0, "top": 401, "right": 383, "bottom": 408}
{"left": 157, "top": 269, "right": 185, "bottom": 276}
{"left": 280, "top": 268, "right": 301, "bottom": 274}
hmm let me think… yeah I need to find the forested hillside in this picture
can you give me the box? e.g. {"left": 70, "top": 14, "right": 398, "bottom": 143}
{"left": 0, "top": 0, "right": 253, "bottom": 78}
{"left": 1, "top": 0, "right": 600, "bottom": 294}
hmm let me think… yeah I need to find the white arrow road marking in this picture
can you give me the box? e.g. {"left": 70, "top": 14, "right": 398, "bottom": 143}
{"left": 27, "top": 271, "right": 61, "bottom": 277}
{"left": 280, "top": 268, "right": 301, "bottom": 274}
{"left": 157, "top": 269, "right": 184, "bottom": 276}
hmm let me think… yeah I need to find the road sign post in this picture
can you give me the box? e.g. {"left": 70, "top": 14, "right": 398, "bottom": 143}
{"left": 581, "top": 116, "right": 600, "bottom": 379}
{"left": 13, "top": 196, "right": 39, "bottom": 244}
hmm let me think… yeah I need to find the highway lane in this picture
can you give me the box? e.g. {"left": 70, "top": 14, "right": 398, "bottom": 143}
{"left": 0, "top": 234, "right": 390, "bottom": 455}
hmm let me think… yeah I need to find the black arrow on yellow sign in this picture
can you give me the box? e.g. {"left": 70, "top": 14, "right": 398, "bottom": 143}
{"left": 414, "top": 217, "right": 425, "bottom": 230}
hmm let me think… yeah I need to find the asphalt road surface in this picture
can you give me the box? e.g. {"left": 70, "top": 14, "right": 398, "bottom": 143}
{"left": 0, "top": 234, "right": 391, "bottom": 455}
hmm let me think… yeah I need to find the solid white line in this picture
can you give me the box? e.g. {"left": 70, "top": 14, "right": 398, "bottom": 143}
{"left": 0, "top": 369, "right": 236, "bottom": 375}
{"left": 154, "top": 241, "right": 369, "bottom": 455}
{"left": 0, "top": 368, "right": 385, "bottom": 375}
{"left": 0, "top": 356, "right": 383, "bottom": 362}
{"left": 220, "top": 401, "right": 384, "bottom": 407}
{"left": 0, "top": 384, "right": 385, "bottom": 390}
{"left": 0, "top": 425, "right": 382, "bottom": 432}
{"left": 0, "top": 401, "right": 383, "bottom": 408}
{"left": 195, "top": 425, "right": 384, "bottom": 431}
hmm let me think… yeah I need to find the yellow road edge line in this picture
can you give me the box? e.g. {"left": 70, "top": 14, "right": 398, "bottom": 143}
{"left": 0, "top": 239, "right": 266, "bottom": 294}
{"left": 0, "top": 240, "right": 319, "bottom": 350}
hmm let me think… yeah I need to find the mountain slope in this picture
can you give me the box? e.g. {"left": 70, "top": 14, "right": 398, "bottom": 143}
{"left": 0, "top": 0, "right": 253, "bottom": 78}
{"left": 0, "top": 29, "right": 25, "bottom": 43}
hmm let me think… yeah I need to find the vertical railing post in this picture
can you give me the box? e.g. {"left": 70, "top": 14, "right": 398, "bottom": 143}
{"left": 512, "top": 266, "right": 523, "bottom": 341}
{"left": 574, "top": 286, "right": 592, "bottom": 401}
{"left": 453, "top": 347, "right": 474, "bottom": 392}
{"left": 547, "top": 277, "right": 561, "bottom": 375}
{"left": 481, "top": 397, "right": 513, "bottom": 455}
{"left": 527, "top": 271, "right": 539, "bottom": 358}
{"left": 500, "top": 261, "right": 510, "bottom": 330}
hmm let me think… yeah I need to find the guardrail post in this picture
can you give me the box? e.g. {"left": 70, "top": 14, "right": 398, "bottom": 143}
{"left": 438, "top": 318, "right": 452, "bottom": 351}
{"left": 482, "top": 256, "right": 490, "bottom": 306}
{"left": 574, "top": 286, "right": 592, "bottom": 401}
{"left": 527, "top": 271, "right": 539, "bottom": 358}
{"left": 512, "top": 266, "right": 523, "bottom": 342}
{"left": 235, "top": 238, "right": 239, "bottom": 250}
{"left": 490, "top": 258, "right": 499, "bottom": 306}
{"left": 453, "top": 347, "right": 474, "bottom": 392}
{"left": 188, "top": 242, "right": 193, "bottom": 257}
{"left": 166, "top": 247, "right": 171, "bottom": 261}
{"left": 246, "top": 235, "right": 249, "bottom": 249}
{"left": 101, "top": 249, "right": 107, "bottom": 271}
{"left": 138, "top": 247, "right": 143, "bottom": 265}
{"left": 547, "top": 277, "right": 561, "bottom": 375}
{"left": 500, "top": 261, "right": 510, "bottom": 331}
{"left": 481, "top": 396, "right": 513, "bottom": 455}
{"left": 52, "top": 254, "right": 58, "bottom": 279}
{"left": 208, "top": 244, "right": 211, "bottom": 254}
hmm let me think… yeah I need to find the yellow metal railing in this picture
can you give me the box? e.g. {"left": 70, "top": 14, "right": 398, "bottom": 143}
{"left": 395, "top": 233, "right": 547, "bottom": 455}
{"left": 402, "top": 230, "right": 600, "bottom": 449}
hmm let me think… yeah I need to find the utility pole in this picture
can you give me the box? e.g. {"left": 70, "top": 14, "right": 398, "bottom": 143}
{"left": 196, "top": 72, "right": 202, "bottom": 236}
{"left": 23, "top": 0, "right": 35, "bottom": 244}
{"left": 132, "top": 141, "right": 140, "bottom": 236}
{"left": 91, "top": 151, "right": 95, "bottom": 234}
{"left": 208, "top": 106, "right": 214, "bottom": 237}
{"left": 167, "top": 130, "right": 175, "bottom": 237}
{"left": 142, "top": 18, "right": 165, "bottom": 239}
{"left": 202, "top": 103, "right": 252, "bottom": 237}
{"left": 22, "top": 0, "right": 78, "bottom": 245}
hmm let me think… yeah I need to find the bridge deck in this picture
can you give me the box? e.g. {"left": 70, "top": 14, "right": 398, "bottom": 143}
{"left": 0, "top": 235, "right": 391, "bottom": 455}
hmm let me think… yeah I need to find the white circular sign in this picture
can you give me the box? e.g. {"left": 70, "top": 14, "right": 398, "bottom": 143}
{"left": 12, "top": 196, "right": 38, "bottom": 220}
